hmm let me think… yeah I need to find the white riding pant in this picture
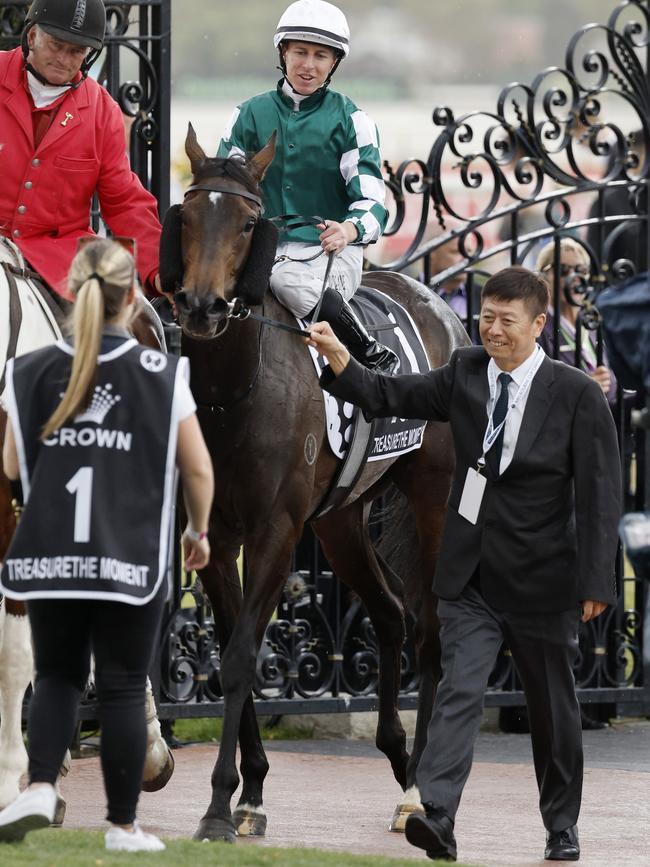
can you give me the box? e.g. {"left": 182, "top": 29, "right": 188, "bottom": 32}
{"left": 270, "top": 241, "right": 363, "bottom": 319}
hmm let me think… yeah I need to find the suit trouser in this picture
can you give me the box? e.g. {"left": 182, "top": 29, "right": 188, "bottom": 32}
{"left": 416, "top": 582, "right": 583, "bottom": 832}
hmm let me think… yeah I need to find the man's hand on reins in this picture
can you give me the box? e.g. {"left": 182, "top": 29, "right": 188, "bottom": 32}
{"left": 305, "top": 321, "right": 350, "bottom": 376}
{"left": 318, "top": 219, "right": 358, "bottom": 254}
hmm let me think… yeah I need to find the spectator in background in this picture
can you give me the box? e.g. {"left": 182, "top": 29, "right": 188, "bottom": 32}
{"left": 427, "top": 239, "right": 483, "bottom": 342}
{"left": 536, "top": 239, "right": 617, "bottom": 404}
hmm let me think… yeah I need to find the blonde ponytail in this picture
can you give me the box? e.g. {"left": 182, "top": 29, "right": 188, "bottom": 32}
{"left": 41, "top": 278, "right": 104, "bottom": 440}
{"left": 41, "top": 239, "right": 134, "bottom": 440}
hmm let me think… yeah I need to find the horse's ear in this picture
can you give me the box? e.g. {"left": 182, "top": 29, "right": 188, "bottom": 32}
{"left": 248, "top": 131, "right": 277, "bottom": 182}
{"left": 185, "top": 123, "right": 207, "bottom": 173}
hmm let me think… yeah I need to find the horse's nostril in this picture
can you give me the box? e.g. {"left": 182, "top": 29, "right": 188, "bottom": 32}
{"left": 176, "top": 291, "right": 225, "bottom": 319}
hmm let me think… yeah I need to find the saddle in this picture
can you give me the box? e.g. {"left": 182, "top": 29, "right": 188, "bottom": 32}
{"left": 0, "top": 238, "right": 63, "bottom": 397}
{"left": 306, "top": 284, "right": 431, "bottom": 519}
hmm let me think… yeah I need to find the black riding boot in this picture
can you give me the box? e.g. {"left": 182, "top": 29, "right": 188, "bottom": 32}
{"left": 317, "top": 288, "right": 400, "bottom": 374}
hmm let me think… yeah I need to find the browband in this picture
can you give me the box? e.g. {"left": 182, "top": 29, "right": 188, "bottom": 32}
{"left": 184, "top": 183, "right": 263, "bottom": 209}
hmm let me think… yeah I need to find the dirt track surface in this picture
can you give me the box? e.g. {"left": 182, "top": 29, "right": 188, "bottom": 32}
{"left": 60, "top": 726, "right": 648, "bottom": 867}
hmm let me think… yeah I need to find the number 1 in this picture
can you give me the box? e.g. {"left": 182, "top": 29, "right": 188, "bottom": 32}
{"left": 66, "top": 467, "right": 93, "bottom": 543}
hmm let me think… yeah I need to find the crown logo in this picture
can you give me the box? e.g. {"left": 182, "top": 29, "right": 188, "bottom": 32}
{"left": 74, "top": 384, "right": 121, "bottom": 425}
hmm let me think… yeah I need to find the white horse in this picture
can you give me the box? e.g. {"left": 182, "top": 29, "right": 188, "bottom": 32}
{"left": 0, "top": 236, "right": 174, "bottom": 817}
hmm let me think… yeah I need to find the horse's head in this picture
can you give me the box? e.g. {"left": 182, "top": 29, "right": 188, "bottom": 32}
{"left": 163, "top": 124, "right": 277, "bottom": 340}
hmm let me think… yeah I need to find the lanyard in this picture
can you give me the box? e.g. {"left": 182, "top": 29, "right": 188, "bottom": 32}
{"left": 477, "top": 345, "right": 545, "bottom": 471}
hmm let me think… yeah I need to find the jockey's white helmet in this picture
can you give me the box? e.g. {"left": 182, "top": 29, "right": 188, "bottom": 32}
{"left": 274, "top": 0, "right": 350, "bottom": 58}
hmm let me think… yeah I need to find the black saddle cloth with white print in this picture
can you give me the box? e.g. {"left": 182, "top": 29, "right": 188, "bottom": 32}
{"left": 305, "top": 285, "right": 430, "bottom": 461}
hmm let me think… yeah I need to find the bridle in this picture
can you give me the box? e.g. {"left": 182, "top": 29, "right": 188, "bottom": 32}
{"left": 184, "top": 183, "right": 263, "bottom": 210}
{"left": 180, "top": 179, "right": 332, "bottom": 339}
{"left": 181, "top": 179, "right": 311, "bottom": 414}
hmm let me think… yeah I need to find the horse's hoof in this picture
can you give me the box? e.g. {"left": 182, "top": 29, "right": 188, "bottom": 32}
{"left": 233, "top": 806, "right": 267, "bottom": 837}
{"left": 192, "top": 817, "right": 236, "bottom": 843}
{"left": 389, "top": 800, "right": 424, "bottom": 832}
{"left": 52, "top": 796, "right": 66, "bottom": 827}
{"left": 141, "top": 746, "right": 175, "bottom": 792}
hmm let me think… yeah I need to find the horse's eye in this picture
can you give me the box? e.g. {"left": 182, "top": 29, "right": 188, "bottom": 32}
{"left": 243, "top": 218, "right": 257, "bottom": 234}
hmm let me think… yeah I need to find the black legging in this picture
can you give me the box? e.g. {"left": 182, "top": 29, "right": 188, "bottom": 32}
{"left": 27, "top": 591, "right": 165, "bottom": 825}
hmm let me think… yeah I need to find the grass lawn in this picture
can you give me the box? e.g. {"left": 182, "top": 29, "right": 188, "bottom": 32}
{"left": 0, "top": 830, "right": 478, "bottom": 866}
{"left": 172, "top": 717, "right": 314, "bottom": 744}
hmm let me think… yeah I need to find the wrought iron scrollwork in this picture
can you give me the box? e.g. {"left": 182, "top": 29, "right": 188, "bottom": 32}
{"left": 378, "top": 0, "right": 650, "bottom": 291}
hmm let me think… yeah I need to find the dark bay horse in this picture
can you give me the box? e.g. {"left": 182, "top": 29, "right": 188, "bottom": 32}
{"left": 171, "top": 125, "right": 469, "bottom": 843}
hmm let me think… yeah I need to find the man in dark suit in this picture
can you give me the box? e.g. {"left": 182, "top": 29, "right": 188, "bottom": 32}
{"left": 306, "top": 266, "right": 621, "bottom": 863}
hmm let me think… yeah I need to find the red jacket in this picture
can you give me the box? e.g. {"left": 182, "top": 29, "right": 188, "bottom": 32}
{"left": 0, "top": 48, "right": 161, "bottom": 298}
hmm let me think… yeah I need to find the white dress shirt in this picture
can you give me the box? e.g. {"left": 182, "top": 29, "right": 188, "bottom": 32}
{"left": 487, "top": 345, "right": 545, "bottom": 474}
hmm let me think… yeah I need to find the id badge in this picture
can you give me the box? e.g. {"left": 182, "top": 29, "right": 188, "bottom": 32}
{"left": 458, "top": 467, "right": 486, "bottom": 525}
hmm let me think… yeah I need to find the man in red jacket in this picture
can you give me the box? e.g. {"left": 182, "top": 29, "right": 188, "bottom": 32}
{"left": 0, "top": 0, "right": 162, "bottom": 300}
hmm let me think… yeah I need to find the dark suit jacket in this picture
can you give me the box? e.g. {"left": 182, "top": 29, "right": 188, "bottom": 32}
{"left": 321, "top": 346, "right": 621, "bottom": 613}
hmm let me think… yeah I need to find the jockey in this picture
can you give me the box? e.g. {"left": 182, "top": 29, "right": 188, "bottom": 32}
{"left": 218, "top": 0, "right": 399, "bottom": 374}
{"left": 0, "top": 0, "right": 162, "bottom": 300}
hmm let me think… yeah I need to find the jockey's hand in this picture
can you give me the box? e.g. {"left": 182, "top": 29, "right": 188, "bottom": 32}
{"left": 591, "top": 365, "right": 611, "bottom": 395}
{"left": 581, "top": 600, "right": 608, "bottom": 622}
{"left": 318, "top": 219, "right": 358, "bottom": 254}
{"left": 305, "top": 321, "right": 350, "bottom": 376}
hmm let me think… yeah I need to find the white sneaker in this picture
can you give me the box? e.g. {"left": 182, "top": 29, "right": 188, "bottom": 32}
{"left": 0, "top": 784, "right": 57, "bottom": 843}
{"left": 105, "top": 822, "right": 166, "bottom": 852}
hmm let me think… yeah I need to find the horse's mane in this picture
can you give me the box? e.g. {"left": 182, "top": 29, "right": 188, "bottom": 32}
{"left": 194, "top": 156, "right": 260, "bottom": 196}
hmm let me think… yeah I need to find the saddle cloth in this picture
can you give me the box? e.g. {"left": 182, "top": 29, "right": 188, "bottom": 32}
{"left": 305, "top": 284, "right": 430, "bottom": 461}
{"left": 0, "top": 237, "right": 62, "bottom": 399}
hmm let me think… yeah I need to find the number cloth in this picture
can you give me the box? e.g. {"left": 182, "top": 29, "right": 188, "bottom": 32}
{"left": 0, "top": 340, "right": 188, "bottom": 605}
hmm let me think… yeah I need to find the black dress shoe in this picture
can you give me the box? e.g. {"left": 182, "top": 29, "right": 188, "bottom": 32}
{"left": 405, "top": 808, "right": 457, "bottom": 862}
{"left": 544, "top": 825, "right": 580, "bottom": 861}
{"left": 580, "top": 708, "right": 608, "bottom": 730}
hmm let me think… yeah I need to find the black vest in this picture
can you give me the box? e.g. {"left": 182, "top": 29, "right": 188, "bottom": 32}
{"left": 1, "top": 339, "right": 186, "bottom": 605}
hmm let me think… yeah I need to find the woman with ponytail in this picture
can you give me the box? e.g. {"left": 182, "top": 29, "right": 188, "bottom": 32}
{"left": 0, "top": 239, "right": 213, "bottom": 852}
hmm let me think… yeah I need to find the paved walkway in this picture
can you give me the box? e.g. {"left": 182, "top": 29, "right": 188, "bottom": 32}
{"left": 59, "top": 721, "right": 649, "bottom": 866}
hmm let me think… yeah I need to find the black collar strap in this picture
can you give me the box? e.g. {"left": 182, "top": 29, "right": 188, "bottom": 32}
{"left": 184, "top": 184, "right": 263, "bottom": 209}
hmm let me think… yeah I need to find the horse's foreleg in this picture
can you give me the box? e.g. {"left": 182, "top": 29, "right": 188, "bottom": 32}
{"left": 202, "top": 553, "right": 271, "bottom": 838}
{"left": 315, "top": 503, "right": 409, "bottom": 790}
{"left": 0, "top": 602, "right": 31, "bottom": 808}
{"left": 193, "top": 610, "right": 260, "bottom": 843}
{"left": 232, "top": 587, "right": 288, "bottom": 837}
{"left": 231, "top": 694, "right": 269, "bottom": 837}
{"left": 195, "top": 534, "right": 296, "bottom": 843}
